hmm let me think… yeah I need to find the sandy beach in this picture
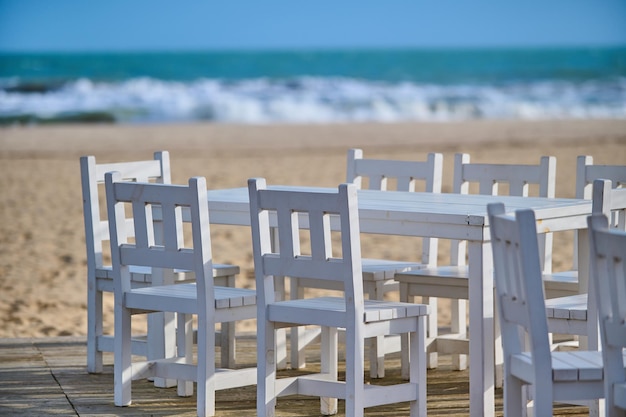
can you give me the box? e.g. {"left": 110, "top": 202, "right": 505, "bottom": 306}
{"left": 0, "top": 119, "right": 625, "bottom": 339}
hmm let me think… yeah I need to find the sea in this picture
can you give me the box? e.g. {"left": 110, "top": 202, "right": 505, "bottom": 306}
{"left": 1, "top": 47, "right": 625, "bottom": 125}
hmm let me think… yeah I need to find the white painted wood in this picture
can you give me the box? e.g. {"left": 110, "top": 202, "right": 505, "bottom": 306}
{"left": 80, "top": 152, "right": 240, "bottom": 375}
{"left": 351, "top": 149, "right": 442, "bottom": 378}
{"left": 544, "top": 156, "right": 626, "bottom": 298}
{"left": 205, "top": 183, "right": 592, "bottom": 417}
{"left": 291, "top": 149, "right": 443, "bottom": 377}
{"left": 248, "top": 178, "right": 429, "bottom": 417}
{"left": 544, "top": 179, "right": 626, "bottom": 358}
{"left": 589, "top": 204, "right": 626, "bottom": 417}
{"left": 396, "top": 153, "right": 556, "bottom": 374}
{"left": 488, "top": 203, "right": 610, "bottom": 417}
{"left": 106, "top": 174, "right": 256, "bottom": 417}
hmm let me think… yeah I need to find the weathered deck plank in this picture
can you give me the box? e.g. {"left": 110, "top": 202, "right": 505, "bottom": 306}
{"left": 0, "top": 336, "right": 590, "bottom": 416}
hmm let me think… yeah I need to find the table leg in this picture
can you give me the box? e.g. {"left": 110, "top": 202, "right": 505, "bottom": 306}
{"left": 577, "top": 228, "right": 598, "bottom": 350}
{"left": 468, "top": 240, "right": 495, "bottom": 417}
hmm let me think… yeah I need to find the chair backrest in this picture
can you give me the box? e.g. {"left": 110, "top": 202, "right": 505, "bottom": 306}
{"left": 576, "top": 155, "right": 626, "bottom": 199}
{"left": 248, "top": 178, "right": 364, "bottom": 318}
{"left": 453, "top": 153, "right": 556, "bottom": 197}
{"left": 346, "top": 148, "right": 443, "bottom": 266}
{"left": 451, "top": 153, "right": 556, "bottom": 268}
{"left": 80, "top": 151, "right": 171, "bottom": 273}
{"left": 346, "top": 148, "right": 443, "bottom": 193}
{"left": 567, "top": 158, "right": 626, "bottom": 271}
{"left": 588, "top": 212, "right": 626, "bottom": 414}
{"left": 105, "top": 172, "right": 213, "bottom": 302}
{"left": 592, "top": 179, "right": 626, "bottom": 231}
{"left": 487, "top": 203, "right": 552, "bottom": 383}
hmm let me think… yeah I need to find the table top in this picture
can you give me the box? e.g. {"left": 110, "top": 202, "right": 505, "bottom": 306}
{"left": 206, "top": 186, "right": 592, "bottom": 240}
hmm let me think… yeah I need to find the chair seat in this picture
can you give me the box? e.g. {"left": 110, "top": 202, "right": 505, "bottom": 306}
{"left": 126, "top": 283, "right": 256, "bottom": 315}
{"left": 545, "top": 293, "right": 588, "bottom": 321}
{"left": 543, "top": 270, "right": 578, "bottom": 297}
{"left": 96, "top": 263, "right": 239, "bottom": 281}
{"left": 361, "top": 258, "right": 424, "bottom": 281}
{"left": 395, "top": 266, "right": 469, "bottom": 299}
{"left": 511, "top": 351, "right": 605, "bottom": 384}
{"left": 268, "top": 296, "right": 429, "bottom": 328}
{"left": 397, "top": 267, "right": 582, "bottom": 300}
{"left": 511, "top": 350, "right": 626, "bottom": 386}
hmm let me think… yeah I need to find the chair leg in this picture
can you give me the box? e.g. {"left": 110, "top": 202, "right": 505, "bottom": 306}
{"left": 290, "top": 277, "right": 307, "bottom": 369}
{"left": 532, "top": 384, "right": 553, "bottom": 417}
{"left": 87, "top": 285, "right": 103, "bottom": 373}
{"left": 425, "top": 296, "right": 439, "bottom": 369}
{"left": 504, "top": 374, "right": 523, "bottom": 417}
{"left": 149, "top": 311, "right": 177, "bottom": 388}
{"left": 401, "top": 290, "right": 438, "bottom": 379}
{"left": 217, "top": 274, "right": 237, "bottom": 369}
{"left": 257, "top": 319, "right": 277, "bottom": 417}
{"left": 220, "top": 322, "right": 236, "bottom": 368}
{"left": 367, "top": 281, "right": 385, "bottom": 379}
{"left": 320, "top": 326, "right": 338, "bottom": 415}
{"left": 493, "top": 299, "right": 503, "bottom": 389}
{"left": 114, "top": 303, "right": 132, "bottom": 407}
{"left": 274, "top": 276, "right": 287, "bottom": 370}
{"left": 197, "top": 313, "right": 216, "bottom": 417}
{"left": 177, "top": 313, "right": 194, "bottom": 397}
{"left": 409, "top": 316, "right": 427, "bottom": 417}
{"left": 451, "top": 299, "right": 467, "bottom": 370}
{"left": 343, "top": 326, "right": 365, "bottom": 417}
{"left": 400, "top": 283, "right": 411, "bottom": 379}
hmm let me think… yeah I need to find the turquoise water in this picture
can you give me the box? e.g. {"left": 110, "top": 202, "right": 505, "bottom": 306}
{"left": 1, "top": 47, "right": 625, "bottom": 124}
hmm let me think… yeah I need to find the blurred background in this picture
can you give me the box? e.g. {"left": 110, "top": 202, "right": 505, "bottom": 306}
{"left": 1, "top": 0, "right": 625, "bottom": 126}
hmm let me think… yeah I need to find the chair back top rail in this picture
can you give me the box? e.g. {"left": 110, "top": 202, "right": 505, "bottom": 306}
{"left": 347, "top": 148, "right": 443, "bottom": 192}
{"left": 577, "top": 155, "right": 626, "bottom": 199}
{"left": 454, "top": 153, "right": 556, "bottom": 197}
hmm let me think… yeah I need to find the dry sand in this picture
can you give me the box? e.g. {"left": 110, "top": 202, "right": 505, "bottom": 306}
{"left": 1, "top": 119, "right": 625, "bottom": 339}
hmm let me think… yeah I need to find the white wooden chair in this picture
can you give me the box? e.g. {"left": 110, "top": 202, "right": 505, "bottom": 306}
{"left": 543, "top": 155, "right": 626, "bottom": 299}
{"left": 106, "top": 173, "right": 256, "bottom": 417}
{"left": 248, "top": 178, "right": 429, "bottom": 417}
{"left": 289, "top": 149, "right": 442, "bottom": 377}
{"left": 395, "top": 153, "right": 556, "bottom": 372}
{"left": 350, "top": 149, "right": 443, "bottom": 378}
{"left": 589, "top": 213, "right": 626, "bottom": 417}
{"left": 542, "top": 179, "right": 626, "bottom": 360}
{"left": 80, "top": 152, "right": 239, "bottom": 374}
{"left": 488, "top": 203, "right": 608, "bottom": 417}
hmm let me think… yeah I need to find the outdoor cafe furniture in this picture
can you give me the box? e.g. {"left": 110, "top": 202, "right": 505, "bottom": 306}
{"left": 488, "top": 203, "right": 610, "bottom": 417}
{"left": 105, "top": 173, "right": 256, "bottom": 416}
{"left": 543, "top": 156, "right": 626, "bottom": 300}
{"left": 394, "top": 153, "right": 556, "bottom": 374}
{"left": 289, "top": 148, "right": 443, "bottom": 378}
{"left": 248, "top": 178, "right": 429, "bottom": 416}
{"left": 203, "top": 183, "right": 592, "bottom": 417}
{"left": 80, "top": 152, "right": 240, "bottom": 377}
{"left": 589, "top": 206, "right": 626, "bottom": 417}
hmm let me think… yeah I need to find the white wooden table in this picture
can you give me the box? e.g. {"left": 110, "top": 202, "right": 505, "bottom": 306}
{"left": 205, "top": 186, "right": 592, "bottom": 417}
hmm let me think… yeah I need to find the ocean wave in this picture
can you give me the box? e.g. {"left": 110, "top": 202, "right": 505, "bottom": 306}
{"left": 1, "top": 76, "right": 625, "bottom": 125}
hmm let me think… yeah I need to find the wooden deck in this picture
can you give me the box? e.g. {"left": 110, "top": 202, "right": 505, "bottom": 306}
{"left": 0, "top": 335, "right": 590, "bottom": 416}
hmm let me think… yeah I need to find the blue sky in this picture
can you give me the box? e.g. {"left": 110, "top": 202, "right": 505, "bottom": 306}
{"left": 1, "top": 0, "right": 625, "bottom": 52}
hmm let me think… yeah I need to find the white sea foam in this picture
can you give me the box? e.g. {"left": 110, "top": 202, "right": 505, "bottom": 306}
{"left": 1, "top": 76, "right": 625, "bottom": 123}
